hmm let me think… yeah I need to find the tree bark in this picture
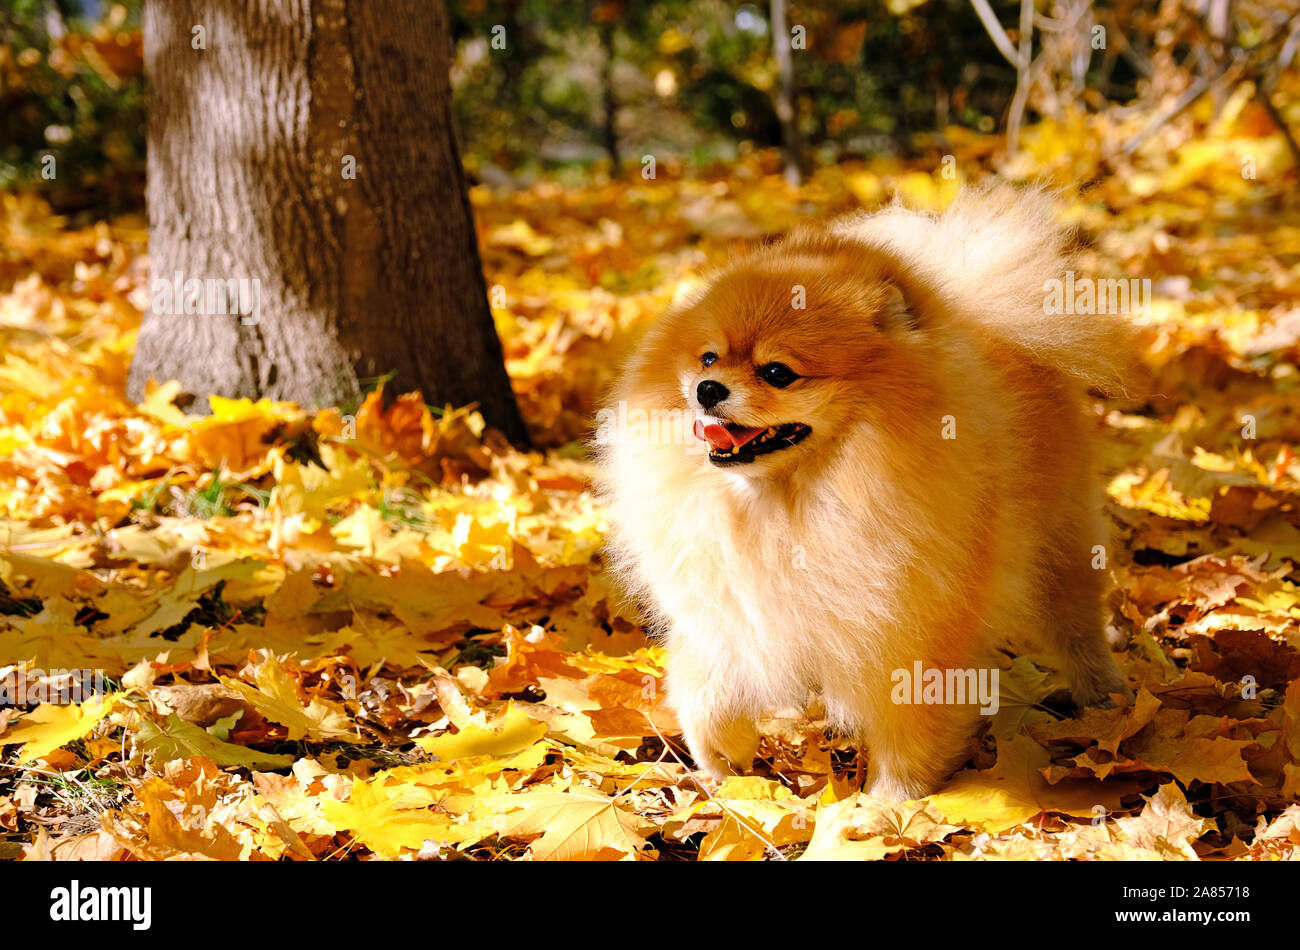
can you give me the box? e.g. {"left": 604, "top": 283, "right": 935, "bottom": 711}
{"left": 769, "top": 0, "right": 803, "bottom": 186}
{"left": 130, "top": 0, "right": 530, "bottom": 445}
{"left": 599, "top": 18, "right": 620, "bottom": 170}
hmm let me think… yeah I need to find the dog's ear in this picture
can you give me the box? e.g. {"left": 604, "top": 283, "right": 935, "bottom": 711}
{"left": 778, "top": 221, "right": 834, "bottom": 253}
{"left": 875, "top": 282, "right": 920, "bottom": 332}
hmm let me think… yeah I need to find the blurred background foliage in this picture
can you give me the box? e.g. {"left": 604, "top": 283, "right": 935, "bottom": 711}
{"left": 447, "top": 0, "right": 1059, "bottom": 174}
{"left": 0, "top": 0, "right": 143, "bottom": 213}
{"left": 0, "top": 0, "right": 1294, "bottom": 214}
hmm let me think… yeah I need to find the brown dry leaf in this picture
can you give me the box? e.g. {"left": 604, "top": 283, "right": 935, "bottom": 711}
{"left": 1112, "top": 783, "right": 1215, "bottom": 860}
{"left": 23, "top": 826, "right": 127, "bottom": 861}
{"left": 105, "top": 757, "right": 262, "bottom": 860}
{"left": 480, "top": 785, "right": 656, "bottom": 860}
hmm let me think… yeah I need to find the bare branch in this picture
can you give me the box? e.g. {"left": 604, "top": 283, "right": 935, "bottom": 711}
{"left": 1006, "top": 0, "right": 1036, "bottom": 150}
{"left": 970, "top": 0, "right": 1027, "bottom": 70}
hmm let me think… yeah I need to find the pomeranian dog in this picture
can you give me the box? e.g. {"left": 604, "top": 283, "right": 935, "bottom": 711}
{"left": 597, "top": 186, "right": 1133, "bottom": 800}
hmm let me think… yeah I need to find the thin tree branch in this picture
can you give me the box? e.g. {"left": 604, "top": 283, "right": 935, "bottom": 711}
{"left": 970, "top": 0, "right": 1027, "bottom": 70}
{"left": 1256, "top": 87, "right": 1300, "bottom": 168}
{"left": 1006, "top": 0, "right": 1036, "bottom": 151}
{"left": 1119, "top": 16, "right": 1294, "bottom": 157}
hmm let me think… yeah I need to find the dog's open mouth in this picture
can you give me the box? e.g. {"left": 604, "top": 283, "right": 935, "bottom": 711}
{"left": 693, "top": 419, "right": 812, "bottom": 465}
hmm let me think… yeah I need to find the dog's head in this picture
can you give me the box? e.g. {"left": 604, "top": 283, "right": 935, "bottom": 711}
{"left": 620, "top": 229, "right": 937, "bottom": 480}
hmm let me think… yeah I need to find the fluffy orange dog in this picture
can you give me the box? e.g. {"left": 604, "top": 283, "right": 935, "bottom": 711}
{"left": 597, "top": 187, "right": 1133, "bottom": 800}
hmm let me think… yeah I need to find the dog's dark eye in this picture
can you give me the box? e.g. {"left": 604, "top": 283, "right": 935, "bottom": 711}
{"left": 701, "top": 352, "right": 718, "bottom": 367}
{"left": 758, "top": 362, "right": 799, "bottom": 388}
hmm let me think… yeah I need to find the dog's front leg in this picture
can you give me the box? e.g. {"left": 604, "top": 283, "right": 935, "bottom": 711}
{"left": 665, "top": 636, "right": 760, "bottom": 780}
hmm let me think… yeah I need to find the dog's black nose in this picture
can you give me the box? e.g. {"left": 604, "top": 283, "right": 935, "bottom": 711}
{"left": 696, "top": 380, "right": 729, "bottom": 409}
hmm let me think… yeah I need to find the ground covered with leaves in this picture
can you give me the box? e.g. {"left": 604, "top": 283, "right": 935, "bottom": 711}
{"left": 3, "top": 86, "right": 1300, "bottom": 860}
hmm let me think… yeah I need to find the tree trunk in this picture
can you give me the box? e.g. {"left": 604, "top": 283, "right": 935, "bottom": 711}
{"left": 599, "top": 19, "right": 620, "bottom": 171}
{"left": 595, "top": 4, "right": 621, "bottom": 172}
{"left": 769, "top": 0, "right": 803, "bottom": 186}
{"left": 130, "top": 0, "right": 530, "bottom": 446}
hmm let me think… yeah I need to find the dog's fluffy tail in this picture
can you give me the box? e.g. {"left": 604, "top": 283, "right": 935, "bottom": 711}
{"left": 833, "top": 185, "right": 1138, "bottom": 395}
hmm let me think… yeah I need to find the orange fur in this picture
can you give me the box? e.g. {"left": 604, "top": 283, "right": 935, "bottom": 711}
{"left": 595, "top": 186, "right": 1134, "bottom": 800}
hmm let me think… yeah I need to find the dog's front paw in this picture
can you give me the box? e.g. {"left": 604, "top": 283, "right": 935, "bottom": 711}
{"left": 864, "top": 750, "right": 943, "bottom": 801}
{"left": 679, "top": 713, "right": 759, "bottom": 781}
{"left": 1070, "top": 665, "right": 1134, "bottom": 710}
{"left": 865, "top": 772, "right": 934, "bottom": 802}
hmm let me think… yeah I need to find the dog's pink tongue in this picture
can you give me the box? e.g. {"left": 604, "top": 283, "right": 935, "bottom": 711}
{"left": 694, "top": 420, "right": 732, "bottom": 450}
{"left": 693, "top": 420, "right": 764, "bottom": 451}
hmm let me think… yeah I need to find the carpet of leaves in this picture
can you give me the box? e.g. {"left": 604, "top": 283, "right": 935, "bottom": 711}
{"left": 2, "top": 87, "right": 1300, "bottom": 860}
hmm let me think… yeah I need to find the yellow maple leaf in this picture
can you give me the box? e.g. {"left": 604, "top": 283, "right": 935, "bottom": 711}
{"left": 270, "top": 443, "right": 374, "bottom": 531}
{"left": 488, "top": 219, "right": 555, "bottom": 256}
{"left": 133, "top": 713, "right": 296, "bottom": 771}
{"left": 417, "top": 701, "right": 547, "bottom": 764}
{"left": 319, "top": 779, "right": 473, "bottom": 858}
{"left": 665, "top": 776, "right": 815, "bottom": 861}
{"left": 1, "top": 693, "right": 120, "bottom": 763}
{"left": 136, "top": 379, "right": 189, "bottom": 427}
{"left": 219, "top": 654, "right": 354, "bottom": 741}
{"left": 480, "top": 786, "right": 655, "bottom": 860}
{"left": 927, "top": 733, "right": 1137, "bottom": 833}
{"left": 801, "top": 797, "right": 894, "bottom": 861}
